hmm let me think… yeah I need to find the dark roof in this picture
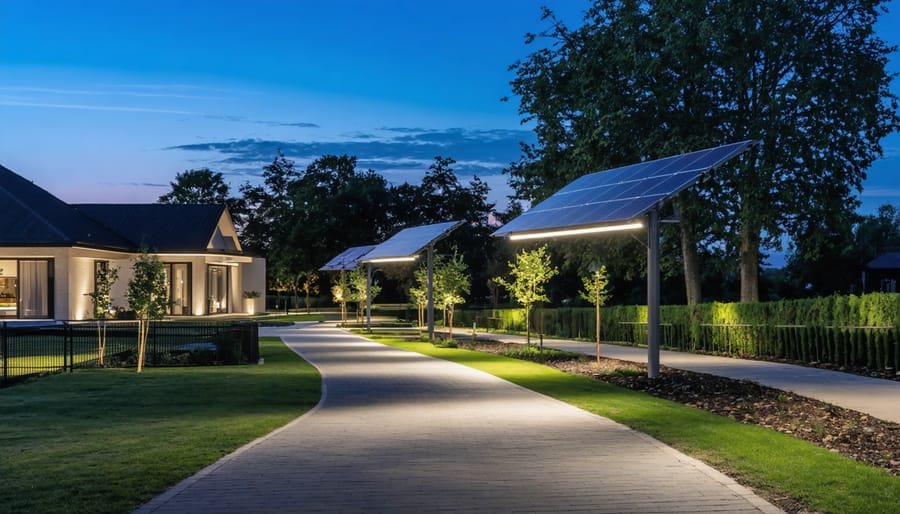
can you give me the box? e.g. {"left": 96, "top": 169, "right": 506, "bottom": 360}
{"left": 0, "top": 164, "right": 133, "bottom": 248}
{"left": 0, "top": 164, "right": 234, "bottom": 253}
{"left": 868, "top": 252, "right": 900, "bottom": 270}
{"left": 73, "top": 204, "right": 227, "bottom": 252}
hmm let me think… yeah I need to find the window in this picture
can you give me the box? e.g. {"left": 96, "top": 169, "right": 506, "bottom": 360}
{"left": 19, "top": 259, "right": 53, "bottom": 319}
{"left": 165, "top": 263, "right": 192, "bottom": 315}
{"left": 0, "top": 259, "right": 17, "bottom": 319}
{"left": 207, "top": 265, "right": 229, "bottom": 314}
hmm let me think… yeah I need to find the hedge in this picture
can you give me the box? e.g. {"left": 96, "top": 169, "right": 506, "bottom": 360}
{"left": 455, "top": 293, "right": 900, "bottom": 372}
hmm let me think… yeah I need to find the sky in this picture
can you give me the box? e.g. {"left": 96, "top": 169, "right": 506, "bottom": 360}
{"left": 1, "top": 0, "right": 899, "bottom": 222}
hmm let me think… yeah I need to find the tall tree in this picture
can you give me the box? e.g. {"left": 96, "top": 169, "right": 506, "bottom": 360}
{"left": 508, "top": 0, "right": 899, "bottom": 303}
{"left": 239, "top": 151, "right": 300, "bottom": 254}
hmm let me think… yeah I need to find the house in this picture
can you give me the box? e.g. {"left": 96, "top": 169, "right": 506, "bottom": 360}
{"left": 0, "top": 164, "right": 265, "bottom": 320}
{"left": 866, "top": 252, "right": 900, "bottom": 293}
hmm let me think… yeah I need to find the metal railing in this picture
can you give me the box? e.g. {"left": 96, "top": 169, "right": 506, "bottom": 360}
{"left": 1, "top": 320, "right": 259, "bottom": 386}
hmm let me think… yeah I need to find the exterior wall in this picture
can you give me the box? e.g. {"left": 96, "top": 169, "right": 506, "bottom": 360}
{"left": 0, "top": 247, "right": 260, "bottom": 319}
{"left": 240, "top": 256, "right": 266, "bottom": 314}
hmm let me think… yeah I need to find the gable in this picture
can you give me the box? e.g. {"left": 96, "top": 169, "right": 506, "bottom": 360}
{"left": 207, "top": 210, "right": 242, "bottom": 253}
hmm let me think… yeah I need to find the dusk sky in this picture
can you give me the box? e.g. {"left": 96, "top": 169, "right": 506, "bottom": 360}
{"left": 1, "top": 0, "right": 899, "bottom": 217}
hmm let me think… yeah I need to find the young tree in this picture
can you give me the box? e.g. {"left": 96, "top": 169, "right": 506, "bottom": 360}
{"left": 493, "top": 245, "right": 558, "bottom": 346}
{"left": 579, "top": 265, "right": 610, "bottom": 364}
{"left": 331, "top": 271, "right": 352, "bottom": 323}
{"left": 434, "top": 253, "right": 471, "bottom": 340}
{"left": 126, "top": 250, "right": 169, "bottom": 373}
{"left": 409, "top": 266, "right": 428, "bottom": 334}
{"left": 84, "top": 262, "right": 119, "bottom": 365}
{"left": 348, "top": 266, "right": 380, "bottom": 322}
{"left": 300, "top": 271, "right": 320, "bottom": 315}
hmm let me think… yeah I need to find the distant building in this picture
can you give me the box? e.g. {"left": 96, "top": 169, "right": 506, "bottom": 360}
{"left": 0, "top": 164, "right": 265, "bottom": 320}
{"left": 865, "top": 252, "right": 900, "bottom": 293}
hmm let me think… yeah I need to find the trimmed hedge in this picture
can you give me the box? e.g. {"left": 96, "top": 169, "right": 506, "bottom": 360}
{"left": 456, "top": 293, "right": 900, "bottom": 372}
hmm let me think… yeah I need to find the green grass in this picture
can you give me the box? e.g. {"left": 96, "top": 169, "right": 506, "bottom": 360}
{"left": 0, "top": 337, "right": 320, "bottom": 514}
{"left": 368, "top": 335, "right": 900, "bottom": 514}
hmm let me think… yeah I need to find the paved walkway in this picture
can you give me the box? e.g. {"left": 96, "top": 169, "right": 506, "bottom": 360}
{"left": 136, "top": 323, "right": 779, "bottom": 513}
{"left": 472, "top": 331, "right": 900, "bottom": 424}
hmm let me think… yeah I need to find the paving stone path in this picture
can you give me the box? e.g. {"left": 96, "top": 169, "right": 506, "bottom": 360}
{"left": 136, "top": 324, "right": 779, "bottom": 513}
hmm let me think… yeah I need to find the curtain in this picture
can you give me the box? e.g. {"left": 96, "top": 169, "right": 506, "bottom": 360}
{"left": 20, "top": 260, "right": 49, "bottom": 318}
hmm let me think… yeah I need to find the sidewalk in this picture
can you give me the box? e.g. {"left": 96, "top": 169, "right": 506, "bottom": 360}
{"left": 136, "top": 323, "right": 779, "bottom": 513}
{"left": 472, "top": 331, "right": 900, "bottom": 424}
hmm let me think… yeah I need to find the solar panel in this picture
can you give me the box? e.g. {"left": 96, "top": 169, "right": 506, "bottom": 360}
{"left": 362, "top": 221, "right": 462, "bottom": 261}
{"left": 319, "top": 245, "right": 376, "bottom": 271}
{"left": 493, "top": 140, "right": 757, "bottom": 237}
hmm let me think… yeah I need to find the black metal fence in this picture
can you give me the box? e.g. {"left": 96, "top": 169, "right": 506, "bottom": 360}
{"left": 1, "top": 320, "right": 259, "bottom": 386}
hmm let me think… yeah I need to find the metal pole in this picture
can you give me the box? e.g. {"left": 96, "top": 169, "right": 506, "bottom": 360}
{"left": 647, "top": 209, "right": 660, "bottom": 378}
{"left": 365, "top": 263, "right": 372, "bottom": 332}
{"left": 427, "top": 244, "right": 435, "bottom": 342}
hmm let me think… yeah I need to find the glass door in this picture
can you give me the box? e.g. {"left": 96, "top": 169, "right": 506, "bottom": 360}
{"left": 166, "top": 263, "right": 191, "bottom": 315}
{"left": 207, "top": 265, "right": 229, "bottom": 314}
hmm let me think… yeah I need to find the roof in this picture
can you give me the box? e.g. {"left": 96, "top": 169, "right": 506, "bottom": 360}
{"left": 0, "top": 164, "right": 133, "bottom": 249}
{"left": 868, "top": 252, "right": 900, "bottom": 270}
{"left": 74, "top": 204, "right": 229, "bottom": 253}
{"left": 0, "top": 164, "right": 238, "bottom": 254}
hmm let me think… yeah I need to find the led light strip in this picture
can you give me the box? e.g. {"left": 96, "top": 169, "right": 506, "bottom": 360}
{"left": 508, "top": 221, "right": 644, "bottom": 241}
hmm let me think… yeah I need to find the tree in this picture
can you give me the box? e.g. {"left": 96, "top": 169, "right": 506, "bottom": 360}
{"left": 300, "top": 271, "right": 320, "bottom": 315}
{"left": 331, "top": 271, "right": 352, "bottom": 323}
{"left": 84, "top": 261, "right": 119, "bottom": 365}
{"left": 434, "top": 253, "right": 471, "bottom": 340}
{"left": 126, "top": 250, "right": 169, "bottom": 373}
{"left": 409, "top": 266, "right": 429, "bottom": 334}
{"left": 508, "top": 0, "right": 899, "bottom": 303}
{"left": 579, "top": 265, "right": 610, "bottom": 364}
{"left": 493, "top": 245, "right": 558, "bottom": 346}
{"left": 239, "top": 151, "right": 300, "bottom": 254}
{"left": 348, "top": 266, "right": 380, "bottom": 322}
{"left": 159, "top": 168, "right": 247, "bottom": 230}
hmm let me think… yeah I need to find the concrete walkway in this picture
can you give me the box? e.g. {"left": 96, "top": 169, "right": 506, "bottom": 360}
{"left": 473, "top": 331, "right": 900, "bottom": 424}
{"left": 136, "top": 323, "right": 779, "bottom": 513}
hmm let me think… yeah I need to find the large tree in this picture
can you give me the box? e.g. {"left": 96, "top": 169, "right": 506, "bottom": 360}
{"left": 508, "top": 0, "right": 898, "bottom": 303}
{"left": 159, "top": 168, "right": 247, "bottom": 230}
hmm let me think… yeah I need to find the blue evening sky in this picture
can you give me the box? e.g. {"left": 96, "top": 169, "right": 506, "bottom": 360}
{"left": 1, "top": 0, "right": 898, "bottom": 220}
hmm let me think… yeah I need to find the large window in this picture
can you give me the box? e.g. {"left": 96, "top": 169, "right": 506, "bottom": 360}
{"left": 165, "top": 263, "right": 191, "bottom": 315}
{"left": 17, "top": 259, "right": 53, "bottom": 319}
{"left": 207, "top": 265, "right": 229, "bottom": 314}
{"left": 0, "top": 259, "right": 17, "bottom": 319}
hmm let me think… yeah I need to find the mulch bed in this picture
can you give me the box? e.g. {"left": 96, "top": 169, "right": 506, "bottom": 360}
{"left": 459, "top": 340, "right": 900, "bottom": 477}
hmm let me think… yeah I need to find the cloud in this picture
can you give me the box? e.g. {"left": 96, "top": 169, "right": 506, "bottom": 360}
{"left": 0, "top": 99, "right": 197, "bottom": 115}
{"left": 202, "top": 114, "right": 319, "bottom": 128}
{"left": 165, "top": 127, "right": 535, "bottom": 181}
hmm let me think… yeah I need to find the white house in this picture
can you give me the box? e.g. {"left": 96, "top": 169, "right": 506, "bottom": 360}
{"left": 0, "top": 164, "right": 265, "bottom": 320}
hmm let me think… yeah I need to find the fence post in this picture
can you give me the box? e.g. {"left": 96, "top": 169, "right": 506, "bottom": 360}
{"left": 68, "top": 322, "right": 74, "bottom": 373}
{"left": 1, "top": 321, "right": 6, "bottom": 384}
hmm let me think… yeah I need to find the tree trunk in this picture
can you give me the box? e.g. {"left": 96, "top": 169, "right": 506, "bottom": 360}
{"left": 306, "top": 291, "right": 311, "bottom": 315}
{"left": 136, "top": 319, "right": 148, "bottom": 373}
{"left": 525, "top": 306, "right": 531, "bottom": 346}
{"left": 680, "top": 223, "right": 703, "bottom": 305}
{"left": 740, "top": 225, "right": 760, "bottom": 303}
{"left": 448, "top": 307, "right": 454, "bottom": 340}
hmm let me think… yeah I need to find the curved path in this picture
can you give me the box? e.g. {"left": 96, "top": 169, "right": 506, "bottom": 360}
{"left": 475, "top": 332, "right": 900, "bottom": 424}
{"left": 137, "top": 324, "right": 779, "bottom": 513}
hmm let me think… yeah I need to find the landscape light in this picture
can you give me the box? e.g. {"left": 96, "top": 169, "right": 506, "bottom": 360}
{"left": 508, "top": 221, "right": 644, "bottom": 241}
{"left": 365, "top": 256, "right": 419, "bottom": 263}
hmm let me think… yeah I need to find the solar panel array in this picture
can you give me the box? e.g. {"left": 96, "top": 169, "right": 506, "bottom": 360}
{"left": 362, "top": 221, "right": 462, "bottom": 261}
{"left": 493, "top": 140, "right": 756, "bottom": 237}
{"left": 319, "top": 245, "right": 376, "bottom": 271}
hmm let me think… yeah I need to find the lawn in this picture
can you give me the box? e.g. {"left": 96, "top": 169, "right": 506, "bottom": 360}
{"left": 259, "top": 313, "right": 326, "bottom": 322}
{"left": 0, "top": 337, "right": 320, "bottom": 514}
{"left": 368, "top": 334, "right": 900, "bottom": 514}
